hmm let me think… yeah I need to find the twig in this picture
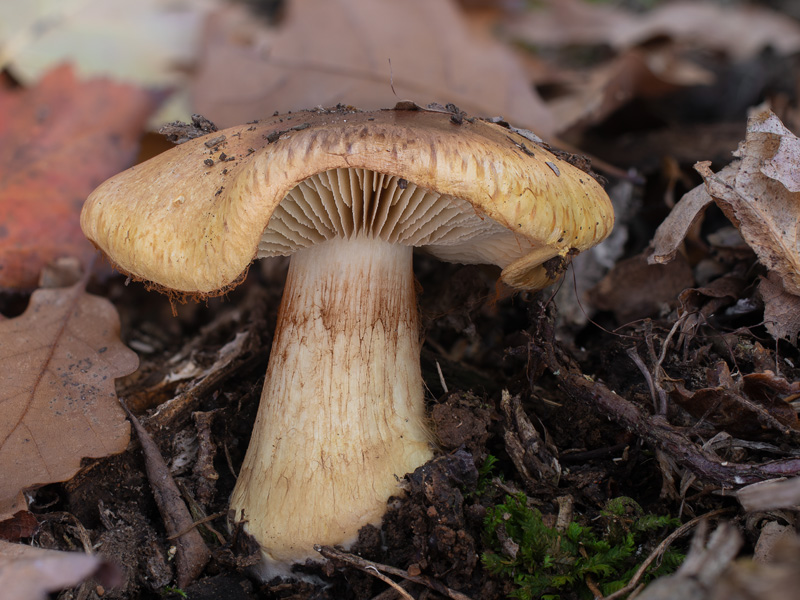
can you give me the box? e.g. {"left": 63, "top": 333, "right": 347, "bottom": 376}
{"left": 370, "top": 580, "right": 415, "bottom": 600}
{"left": 122, "top": 403, "right": 210, "bottom": 588}
{"left": 601, "top": 507, "right": 734, "bottom": 600}
{"left": 436, "top": 361, "right": 449, "bottom": 394}
{"left": 547, "top": 343, "right": 800, "bottom": 486}
{"left": 627, "top": 347, "right": 663, "bottom": 415}
{"left": 365, "top": 565, "right": 416, "bottom": 600}
{"left": 656, "top": 317, "right": 683, "bottom": 370}
{"left": 315, "top": 545, "right": 475, "bottom": 600}
{"left": 166, "top": 512, "right": 227, "bottom": 543}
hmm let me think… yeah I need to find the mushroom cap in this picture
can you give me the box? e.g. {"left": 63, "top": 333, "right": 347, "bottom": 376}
{"left": 81, "top": 105, "right": 614, "bottom": 294}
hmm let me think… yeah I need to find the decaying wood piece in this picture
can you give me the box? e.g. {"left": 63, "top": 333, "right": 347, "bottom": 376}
{"left": 192, "top": 409, "right": 221, "bottom": 507}
{"left": 122, "top": 406, "right": 210, "bottom": 588}
{"left": 500, "top": 390, "right": 561, "bottom": 490}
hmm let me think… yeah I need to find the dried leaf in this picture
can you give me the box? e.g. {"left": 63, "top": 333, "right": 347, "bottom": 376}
{"left": 0, "top": 65, "right": 157, "bottom": 290}
{"left": 696, "top": 108, "right": 800, "bottom": 296}
{"left": 549, "top": 48, "right": 713, "bottom": 132}
{"left": 504, "top": 0, "right": 800, "bottom": 60}
{"left": 738, "top": 478, "right": 800, "bottom": 512}
{"left": 611, "top": 1, "right": 800, "bottom": 60}
{"left": 0, "top": 282, "right": 138, "bottom": 520}
{"left": 649, "top": 174, "right": 718, "bottom": 265}
{"left": 192, "top": 0, "right": 554, "bottom": 136}
{"left": 0, "top": 0, "right": 218, "bottom": 123}
{"left": 759, "top": 273, "right": 800, "bottom": 344}
{"left": 666, "top": 361, "right": 800, "bottom": 437}
{"left": 748, "top": 109, "right": 800, "bottom": 193}
{"left": 0, "top": 540, "right": 118, "bottom": 600}
{"left": 0, "top": 512, "right": 38, "bottom": 543}
{"left": 592, "top": 252, "right": 694, "bottom": 323}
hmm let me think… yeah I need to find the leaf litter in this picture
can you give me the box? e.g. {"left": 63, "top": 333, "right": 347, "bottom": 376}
{"left": 4, "top": 1, "right": 800, "bottom": 598}
{"left": 651, "top": 106, "right": 800, "bottom": 342}
{"left": 0, "top": 275, "right": 138, "bottom": 520}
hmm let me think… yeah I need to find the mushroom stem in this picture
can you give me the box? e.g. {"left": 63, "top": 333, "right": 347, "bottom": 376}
{"left": 230, "top": 235, "right": 433, "bottom": 577}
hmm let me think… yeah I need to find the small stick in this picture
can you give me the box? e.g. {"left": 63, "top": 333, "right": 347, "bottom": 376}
{"left": 601, "top": 507, "right": 733, "bottom": 600}
{"left": 436, "top": 361, "right": 448, "bottom": 394}
{"left": 122, "top": 404, "right": 210, "bottom": 588}
{"left": 166, "top": 512, "right": 227, "bottom": 543}
{"left": 365, "top": 565, "right": 415, "bottom": 600}
{"left": 315, "top": 545, "right": 475, "bottom": 600}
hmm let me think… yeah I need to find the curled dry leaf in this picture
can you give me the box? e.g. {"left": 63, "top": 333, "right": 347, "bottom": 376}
{"left": 0, "top": 282, "right": 138, "bottom": 520}
{"left": 193, "top": 0, "right": 554, "bottom": 136}
{"left": 548, "top": 47, "right": 714, "bottom": 132}
{"left": 648, "top": 170, "right": 722, "bottom": 266}
{"left": 649, "top": 108, "right": 800, "bottom": 342}
{"left": 665, "top": 360, "right": 800, "bottom": 437}
{"left": 0, "top": 64, "right": 157, "bottom": 290}
{"left": 0, "top": 539, "right": 119, "bottom": 600}
{"left": 696, "top": 108, "right": 800, "bottom": 296}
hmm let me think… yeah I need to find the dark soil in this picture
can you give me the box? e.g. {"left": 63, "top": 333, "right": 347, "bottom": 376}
{"left": 12, "top": 228, "right": 795, "bottom": 600}
{"left": 6, "top": 9, "right": 800, "bottom": 598}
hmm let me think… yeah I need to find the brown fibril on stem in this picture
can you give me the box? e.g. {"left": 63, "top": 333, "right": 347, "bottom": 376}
{"left": 80, "top": 105, "right": 614, "bottom": 577}
{"left": 230, "top": 236, "right": 432, "bottom": 573}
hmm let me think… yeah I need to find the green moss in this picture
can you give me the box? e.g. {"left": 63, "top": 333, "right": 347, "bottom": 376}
{"left": 482, "top": 494, "right": 683, "bottom": 599}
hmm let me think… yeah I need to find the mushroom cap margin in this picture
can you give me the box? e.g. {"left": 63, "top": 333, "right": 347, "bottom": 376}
{"left": 80, "top": 106, "right": 614, "bottom": 294}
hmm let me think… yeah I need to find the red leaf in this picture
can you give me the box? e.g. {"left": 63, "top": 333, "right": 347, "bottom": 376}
{"left": 0, "top": 65, "right": 158, "bottom": 290}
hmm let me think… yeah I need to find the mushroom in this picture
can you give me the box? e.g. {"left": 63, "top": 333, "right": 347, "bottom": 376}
{"left": 80, "top": 105, "right": 614, "bottom": 578}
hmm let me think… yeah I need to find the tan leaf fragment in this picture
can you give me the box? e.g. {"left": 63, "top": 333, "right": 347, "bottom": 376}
{"left": 748, "top": 110, "right": 800, "bottom": 193}
{"left": 648, "top": 165, "right": 734, "bottom": 265}
{"left": 610, "top": 1, "right": 800, "bottom": 60}
{"left": 738, "top": 478, "right": 800, "bottom": 512}
{"left": 0, "top": 283, "right": 139, "bottom": 520}
{"left": 192, "top": 0, "right": 554, "bottom": 136}
{"left": 759, "top": 272, "right": 800, "bottom": 344}
{"left": 0, "top": 540, "right": 117, "bottom": 600}
{"left": 503, "top": 0, "right": 800, "bottom": 61}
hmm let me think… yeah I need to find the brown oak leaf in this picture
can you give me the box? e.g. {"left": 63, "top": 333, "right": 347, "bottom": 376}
{"left": 0, "top": 282, "right": 138, "bottom": 520}
{"left": 192, "top": 0, "right": 554, "bottom": 136}
{"left": 695, "top": 108, "right": 800, "bottom": 296}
